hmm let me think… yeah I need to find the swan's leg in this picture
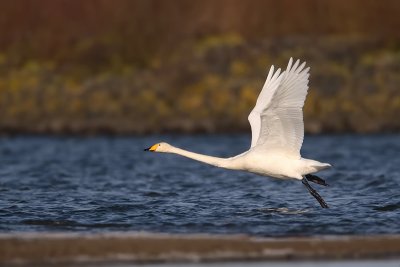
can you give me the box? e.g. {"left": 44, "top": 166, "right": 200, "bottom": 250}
{"left": 302, "top": 178, "right": 329, "bottom": 208}
{"left": 305, "top": 174, "right": 329, "bottom": 186}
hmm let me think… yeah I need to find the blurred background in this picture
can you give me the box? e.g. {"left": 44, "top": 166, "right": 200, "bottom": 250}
{"left": 0, "top": 0, "right": 400, "bottom": 135}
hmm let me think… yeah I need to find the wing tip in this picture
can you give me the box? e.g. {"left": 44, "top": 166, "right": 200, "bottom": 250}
{"left": 287, "top": 57, "right": 293, "bottom": 71}
{"left": 287, "top": 57, "right": 309, "bottom": 74}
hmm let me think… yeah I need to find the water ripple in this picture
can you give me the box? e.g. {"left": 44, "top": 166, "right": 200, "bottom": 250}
{"left": 0, "top": 135, "right": 399, "bottom": 236}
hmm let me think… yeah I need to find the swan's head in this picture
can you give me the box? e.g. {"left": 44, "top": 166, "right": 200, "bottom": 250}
{"left": 144, "top": 142, "right": 171, "bottom": 153}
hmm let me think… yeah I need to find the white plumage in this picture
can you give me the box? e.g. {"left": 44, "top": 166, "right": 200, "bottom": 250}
{"left": 249, "top": 58, "right": 309, "bottom": 157}
{"left": 145, "top": 58, "right": 331, "bottom": 208}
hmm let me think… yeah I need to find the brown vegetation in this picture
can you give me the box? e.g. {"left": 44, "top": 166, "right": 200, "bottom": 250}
{"left": 0, "top": 1, "right": 400, "bottom": 134}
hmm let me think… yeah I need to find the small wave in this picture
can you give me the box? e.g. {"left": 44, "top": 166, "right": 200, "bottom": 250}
{"left": 144, "top": 191, "right": 162, "bottom": 197}
{"left": 260, "top": 207, "right": 310, "bottom": 215}
{"left": 22, "top": 219, "right": 77, "bottom": 226}
{"left": 93, "top": 204, "right": 145, "bottom": 212}
{"left": 373, "top": 203, "right": 400, "bottom": 212}
{"left": 365, "top": 179, "right": 385, "bottom": 187}
{"left": 21, "top": 219, "right": 131, "bottom": 228}
{"left": 83, "top": 223, "right": 131, "bottom": 228}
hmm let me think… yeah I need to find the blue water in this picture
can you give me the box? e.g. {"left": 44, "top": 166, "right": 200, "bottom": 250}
{"left": 0, "top": 135, "right": 399, "bottom": 236}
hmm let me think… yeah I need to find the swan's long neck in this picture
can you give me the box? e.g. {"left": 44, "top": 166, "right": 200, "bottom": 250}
{"left": 168, "top": 146, "right": 233, "bottom": 169}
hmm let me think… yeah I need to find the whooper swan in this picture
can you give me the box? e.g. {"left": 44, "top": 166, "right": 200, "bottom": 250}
{"left": 145, "top": 58, "right": 331, "bottom": 208}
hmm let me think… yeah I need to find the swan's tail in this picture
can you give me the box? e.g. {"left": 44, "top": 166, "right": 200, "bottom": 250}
{"left": 314, "top": 162, "right": 332, "bottom": 171}
{"left": 302, "top": 159, "right": 332, "bottom": 173}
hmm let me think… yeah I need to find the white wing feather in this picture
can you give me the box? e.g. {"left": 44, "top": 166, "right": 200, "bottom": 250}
{"left": 248, "top": 58, "right": 310, "bottom": 157}
{"left": 248, "top": 65, "right": 284, "bottom": 148}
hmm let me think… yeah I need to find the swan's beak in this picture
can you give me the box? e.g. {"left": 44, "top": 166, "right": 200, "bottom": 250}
{"left": 144, "top": 144, "right": 157, "bottom": 152}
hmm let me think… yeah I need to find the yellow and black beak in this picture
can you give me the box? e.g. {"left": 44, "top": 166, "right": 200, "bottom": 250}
{"left": 144, "top": 143, "right": 158, "bottom": 152}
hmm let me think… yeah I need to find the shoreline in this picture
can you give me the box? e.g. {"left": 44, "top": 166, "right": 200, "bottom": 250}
{"left": 1, "top": 233, "right": 399, "bottom": 265}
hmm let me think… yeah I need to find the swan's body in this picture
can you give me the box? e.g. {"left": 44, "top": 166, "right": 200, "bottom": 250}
{"left": 161, "top": 145, "right": 329, "bottom": 180}
{"left": 145, "top": 58, "right": 331, "bottom": 208}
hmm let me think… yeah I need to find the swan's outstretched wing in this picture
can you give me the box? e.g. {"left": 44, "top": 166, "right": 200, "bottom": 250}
{"left": 248, "top": 65, "right": 284, "bottom": 148}
{"left": 248, "top": 58, "right": 310, "bottom": 157}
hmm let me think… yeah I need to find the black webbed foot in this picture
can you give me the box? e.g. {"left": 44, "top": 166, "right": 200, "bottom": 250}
{"left": 305, "top": 174, "right": 329, "bottom": 186}
{"left": 302, "top": 178, "right": 329, "bottom": 208}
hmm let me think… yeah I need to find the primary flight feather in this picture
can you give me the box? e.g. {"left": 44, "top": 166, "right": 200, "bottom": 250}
{"left": 145, "top": 58, "right": 331, "bottom": 208}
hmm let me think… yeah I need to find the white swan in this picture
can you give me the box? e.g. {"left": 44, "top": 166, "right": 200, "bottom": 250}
{"left": 145, "top": 58, "right": 331, "bottom": 208}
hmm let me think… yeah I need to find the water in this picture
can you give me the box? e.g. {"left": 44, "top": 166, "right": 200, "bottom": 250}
{"left": 0, "top": 134, "right": 399, "bottom": 236}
